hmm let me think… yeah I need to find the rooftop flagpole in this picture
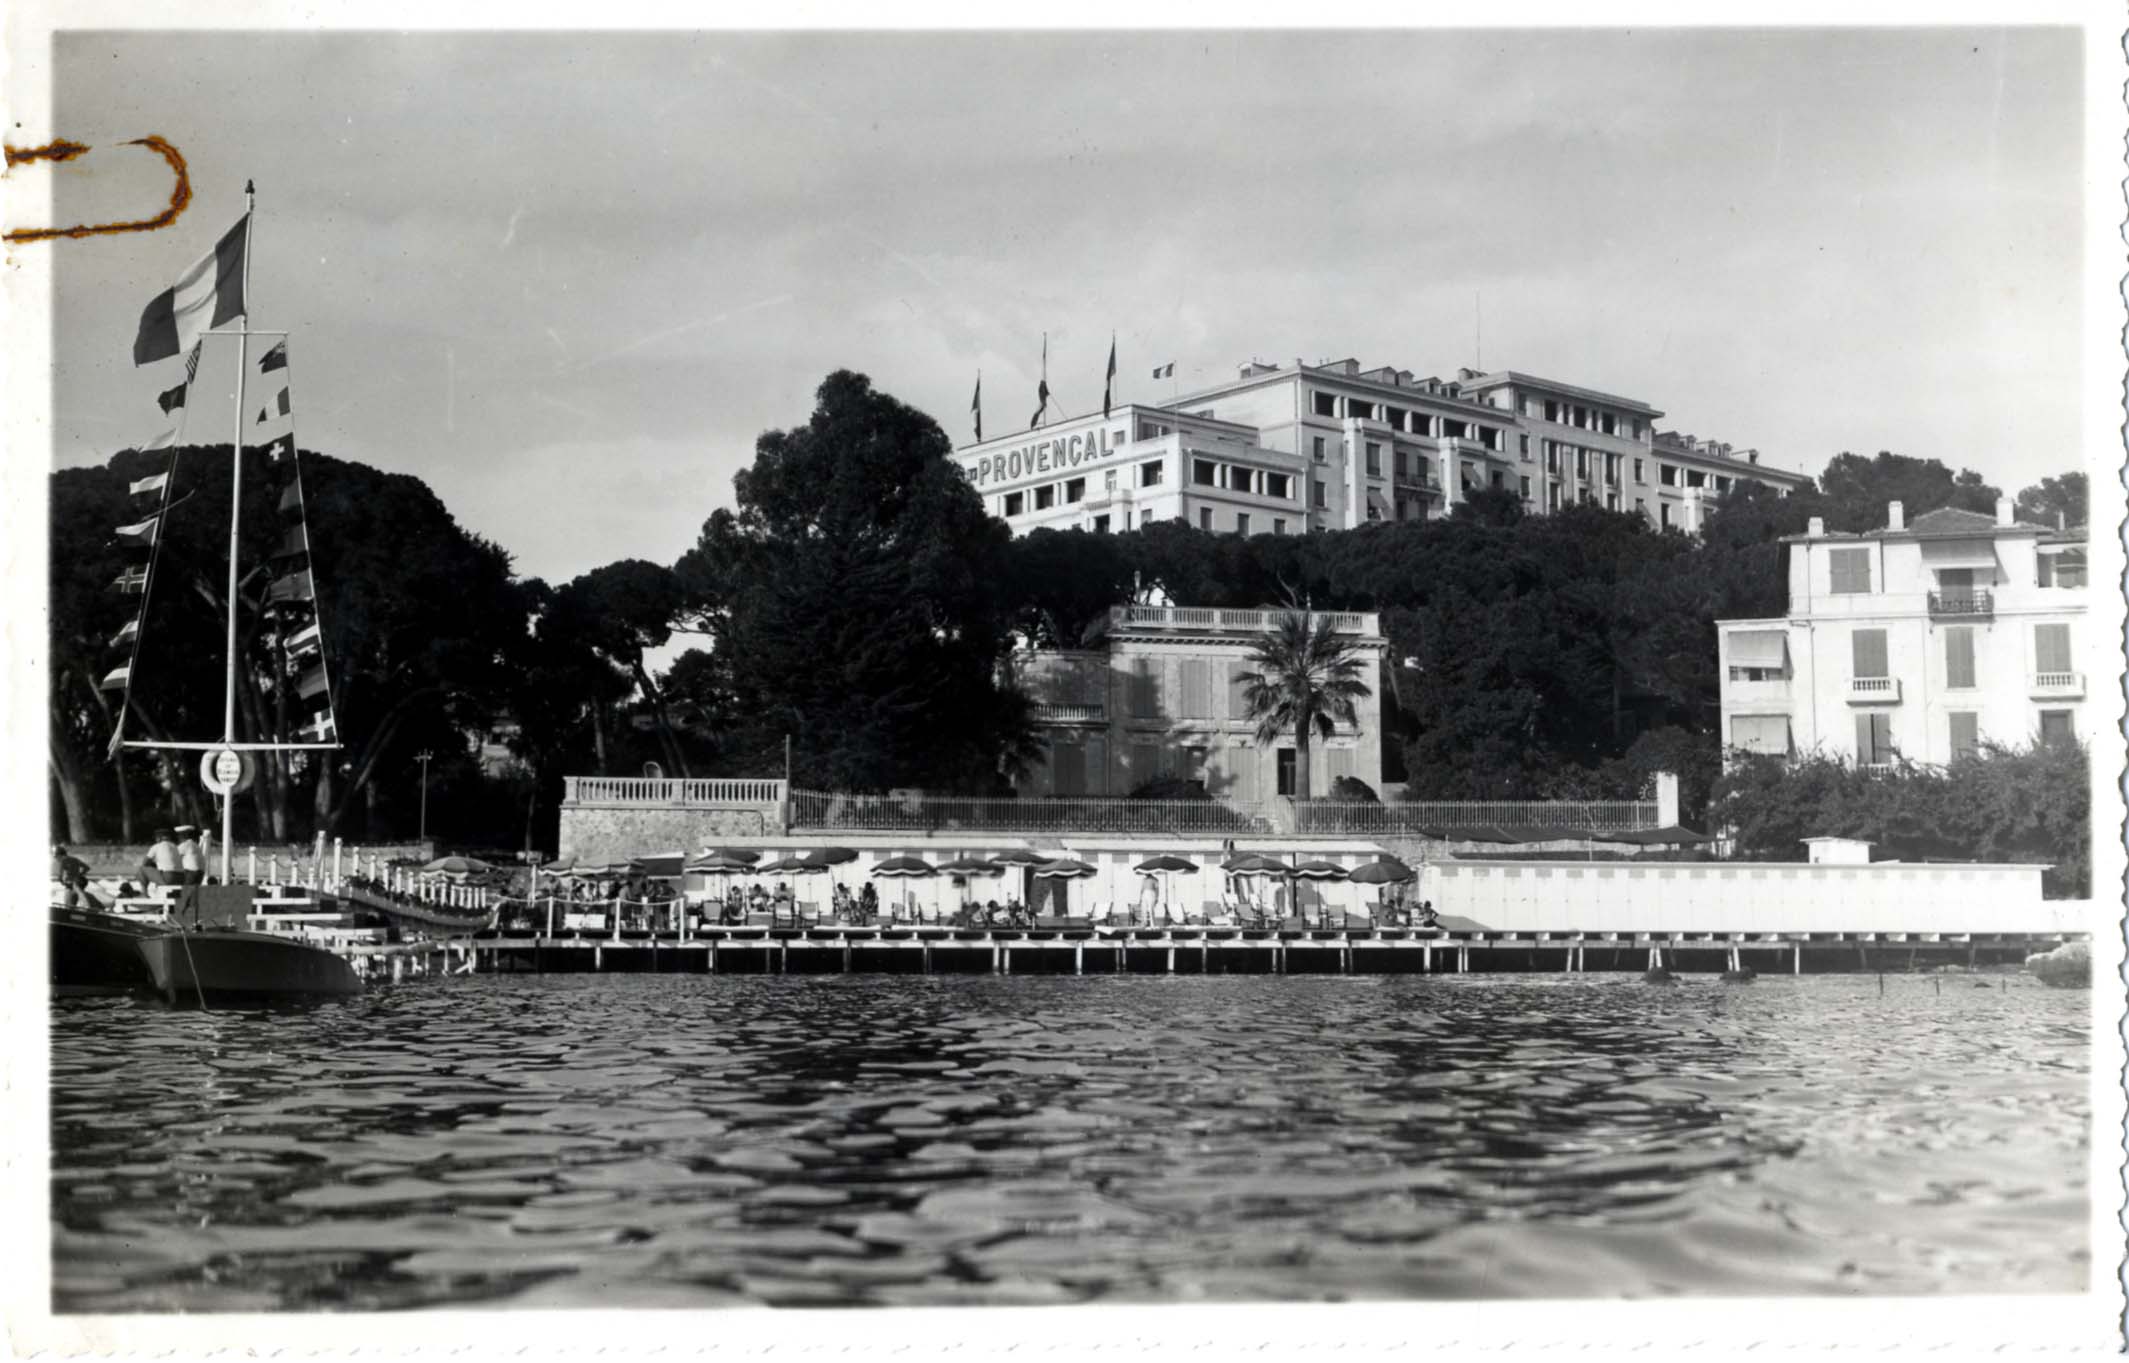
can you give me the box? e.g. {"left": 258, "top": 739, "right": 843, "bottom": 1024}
{"left": 219, "top": 179, "right": 256, "bottom": 886}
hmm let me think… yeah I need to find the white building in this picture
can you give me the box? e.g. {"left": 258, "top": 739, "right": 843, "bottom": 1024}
{"left": 1014, "top": 605, "right": 1388, "bottom": 801}
{"left": 953, "top": 358, "right": 1808, "bottom": 536}
{"left": 1716, "top": 500, "right": 2091, "bottom": 765}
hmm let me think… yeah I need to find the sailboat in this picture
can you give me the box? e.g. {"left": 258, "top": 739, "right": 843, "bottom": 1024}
{"left": 52, "top": 183, "right": 360, "bottom": 1005}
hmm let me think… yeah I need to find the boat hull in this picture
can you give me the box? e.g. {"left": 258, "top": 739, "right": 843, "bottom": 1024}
{"left": 139, "top": 928, "right": 363, "bottom": 1006}
{"left": 49, "top": 908, "right": 165, "bottom": 995}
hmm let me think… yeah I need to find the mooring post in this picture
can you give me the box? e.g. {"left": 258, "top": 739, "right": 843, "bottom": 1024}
{"left": 1075, "top": 943, "right": 1084, "bottom": 975}
{"left": 923, "top": 943, "right": 932, "bottom": 975}
{"left": 594, "top": 945, "right": 602, "bottom": 971}
{"left": 1423, "top": 943, "right": 1432, "bottom": 973}
{"left": 1166, "top": 946, "right": 1176, "bottom": 973}
{"left": 1794, "top": 943, "right": 1802, "bottom": 975}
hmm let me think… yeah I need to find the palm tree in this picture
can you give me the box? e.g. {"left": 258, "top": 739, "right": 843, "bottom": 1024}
{"left": 1238, "top": 608, "right": 1372, "bottom": 803}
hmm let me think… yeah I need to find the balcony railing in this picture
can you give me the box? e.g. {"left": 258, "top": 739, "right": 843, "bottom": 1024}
{"left": 1031, "top": 701, "right": 1106, "bottom": 724}
{"left": 564, "top": 777, "right": 787, "bottom": 807}
{"left": 1293, "top": 800, "right": 1658, "bottom": 836}
{"left": 1846, "top": 676, "right": 1902, "bottom": 704}
{"left": 788, "top": 790, "right": 1275, "bottom": 836}
{"left": 2030, "top": 671, "right": 2084, "bottom": 698}
{"left": 1927, "top": 590, "right": 1994, "bottom": 618}
{"left": 1110, "top": 605, "right": 1378, "bottom": 635}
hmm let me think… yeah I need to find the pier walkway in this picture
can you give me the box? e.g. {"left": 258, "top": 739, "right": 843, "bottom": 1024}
{"left": 467, "top": 924, "right": 2075, "bottom": 976}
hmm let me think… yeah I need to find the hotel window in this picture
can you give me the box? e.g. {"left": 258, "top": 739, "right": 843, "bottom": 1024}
{"left": 1851, "top": 628, "right": 1889, "bottom": 681}
{"left": 1944, "top": 627, "right": 1976, "bottom": 690}
{"left": 1630, "top": 419, "right": 1643, "bottom": 441}
{"left": 2038, "top": 548, "right": 2087, "bottom": 588}
{"left": 1606, "top": 492, "right": 1619, "bottom": 511}
{"left": 1092, "top": 514, "right": 1111, "bottom": 533}
{"left": 1192, "top": 459, "right": 1218, "bottom": 487}
{"left": 1312, "top": 391, "right": 1337, "bottom": 417}
{"left": 1481, "top": 427, "right": 1502, "bottom": 451}
{"left": 1548, "top": 484, "right": 1561, "bottom": 512}
{"left": 1064, "top": 477, "right": 1085, "bottom": 504}
{"left": 1348, "top": 399, "right": 1375, "bottom": 421}
{"left": 1659, "top": 464, "right": 1678, "bottom": 487}
{"left": 1574, "top": 406, "right": 1589, "bottom": 429}
{"left": 1948, "top": 712, "right": 1980, "bottom": 761}
{"left": 1544, "top": 442, "right": 1559, "bottom": 473}
{"left": 1579, "top": 487, "right": 1592, "bottom": 504}
{"left": 1519, "top": 475, "right": 1531, "bottom": 498}
{"left": 1263, "top": 472, "right": 1291, "bottom": 500}
{"left": 1543, "top": 400, "right": 1559, "bottom": 422}
{"left": 1385, "top": 406, "right": 1406, "bottom": 431}
{"left": 1600, "top": 412, "right": 1616, "bottom": 435}
{"left": 1273, "top": 517, "right": 1286, "bottom": 535}
{"left": 1113, "top": 427, "right": 1127, "bottom": 448}
{"left": 1729, "top": 714, "right": 1791, "bottom": 756}
{"left": 1198, "top": 507, "right": 1213, "bottom": 531}
{"left": 1659, "top": 502, "right": 1671, "bottom": 528}
{"left": 1635, "top": 498, "right": 1647, "bottom": 518}
{"left": 1104, "top": 469, "right": 1118, "bottom": 492}
{"left": 1521, "top": 397, "right": 1537, "bottom": 416}
{"left": 1393, "top": 449, "right": 1407, "bottom": 478}
{"left": 1312, "top": 479, "right": 1326, "bottom": 509}
{"left": 1828, "top": 547, "right": 1873, "bottom": 594}
{"left": 1854, "top": 711, "right": 1896, "bottom": 766}
{"left": 2033, "top": 623, "right": 2072, "bottom": 676}
{"left": 1633, "top": 457, "right": 1645, "bottom": 483}
{"left": 1443, "top": 418, "right": 1467, "bottom": 440}
{"left": 1034, "top": 484, "right": 1056, "bottom": 510}
{"left": 1575, "top": 449, "right": 1588, "bottom": 479}
{"left": 1715, "top": 475, "right": 1731, "bottom": 494}
{"left": 1365, "top": 442, "right": 1381, "bottom": 476}
{"left": 1416, "top": 455, "right": 1430, "bottom": 483}
{"left": 1519, "top": 434, "right": 1530, "bottom": 459}
{"left": 1235, "top": 513, "right": 1250, "bottom": 536}
{"left": 1311, "top": 436, "right": 1326, "bottom": 462}
{"left": 1003, "top": 491, "right": 1024, "bottom": 516}
{"left": 1140, "top": 459, "right": 1164, "bottom": 487}
{"left": 1686, "top": 470, "right": 1706, "bottom": 489}
{"left": 1410, "top": 414, "right": 1431, "bottom": 437}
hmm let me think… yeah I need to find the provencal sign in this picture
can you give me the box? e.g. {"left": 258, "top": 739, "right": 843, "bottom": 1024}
{"left": 966, "top": 424, "right": 1130, "bottom": 488}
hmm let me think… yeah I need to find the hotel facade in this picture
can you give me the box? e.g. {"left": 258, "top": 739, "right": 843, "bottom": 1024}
{"left": 1716, "top": 501, "right": 2091, "bottom": 766}
{"left": 953, "top": 357, "right": 1809, "bottom": 538}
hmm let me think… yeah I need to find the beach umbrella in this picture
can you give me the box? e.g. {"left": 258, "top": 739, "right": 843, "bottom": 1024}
{"left": 539, "top": 854, "right": 576, "bottom": 874}
{"left": 630, "top": 851, "right": 688, "bottom": 880}
{"left": 1134, "top": 854, "right": 1199, "bottom": 917}
{"left": 686, "top": 851, "right": 756, "bottom": 914}
{"left": 699, "top": 846, "right": 763, "bottom": 864}
{"left": 871, "top": 854, "right": 938, "bottom": 922}
{"left": 1348, "top": 855, "right": 1416, "bottom": 924}
{"left": 421, "top": 854, "right": 492, "bottom": 880}
{"left": 1032, "top": 857, "right": 1098, "bottom": 919}
{"left": 756, "top": 854, "right": 825, "bottom": 917}
{"left": 936, "top": 856, "right": 1003, "bottom": 919}
{"left": 984, "top": 848, "right": 1049, "bottom": 914}
{"left": 808, "top": 846, "right": 860, "bottom": 865}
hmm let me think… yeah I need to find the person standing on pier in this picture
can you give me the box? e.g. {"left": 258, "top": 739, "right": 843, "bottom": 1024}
{"left": 175, "top": 826, "right": 204, "bottom": 886}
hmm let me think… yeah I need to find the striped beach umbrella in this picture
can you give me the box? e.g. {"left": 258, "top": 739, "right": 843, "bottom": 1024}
{"left": 1033, "top": 857, "right": 1097, "bottom": 919}
{"left": 1134, "top": 854, "right": 1198, "bottom": 917}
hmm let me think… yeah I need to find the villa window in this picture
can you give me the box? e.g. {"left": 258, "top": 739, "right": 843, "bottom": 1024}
{"left": 1948, "top": 712, "right": 1979, "bottom": 761}
{"left": 1829, "top": 548, "right": 1873, "bottom": 594}
{"left": 1276, "top": 748, "right": 1297, "bottom": 797}
{"left": 2038, "top": 549, "right": 2087, "bottom": 589}
{"left": 1854, "top": 712, "right": 1896, "bottom": 766}
{"left": 1851, "top": 628, "right": 1889, "bottom": 680}
{"left": 2033, "top": 623, "right": 2072, "bottom": 675}
{"left": 1730, "top": 713, "right": 1791, "bottom": 756}
{"left": 1944, "top": 627, "right": 1976, "bottom": 690}
{"left": 2038, "top": 709, "right": 2074, "bottom": 747}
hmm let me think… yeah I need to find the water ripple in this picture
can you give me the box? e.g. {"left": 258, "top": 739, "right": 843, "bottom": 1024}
{"left": 51, "top": 973, "right": 2088, "bottom": 1309}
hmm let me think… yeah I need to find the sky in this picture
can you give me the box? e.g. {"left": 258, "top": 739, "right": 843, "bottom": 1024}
{"left": 49, "top": 27, "right": 2088, "bottom": 587}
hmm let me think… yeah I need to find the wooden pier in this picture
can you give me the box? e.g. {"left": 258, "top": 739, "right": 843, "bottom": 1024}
{"left": 464, "top": 925, "right": 2078, "bottom": 977}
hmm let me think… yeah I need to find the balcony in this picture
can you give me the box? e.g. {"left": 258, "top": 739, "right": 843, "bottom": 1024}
{"left": 2030, "top": 671, "right": 2084, "bottom": 699}
{"left": 1845, "top": 676, "right": 1902, "bottom": 704}
{"left": 1031, "top": 701, "right": 1106, "bottom": 724}
{"left": 1928, "top": 590, "right": 1994, "bottom": 619}
{"left": 1110, "top": 605, "right": 1379, "bottom": 636}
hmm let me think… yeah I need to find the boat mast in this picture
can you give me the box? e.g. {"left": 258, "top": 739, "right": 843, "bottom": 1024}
{"left": 219, "top": 179, "right": 256, "bottom": 887}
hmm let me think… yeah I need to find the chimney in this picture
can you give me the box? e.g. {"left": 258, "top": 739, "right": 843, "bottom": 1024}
{"left": 1995, "top": 497, "right": 2013, "bottom": 527}
{"left": 1807, "top": 516, "right": 1826, "bottom": 537}
{"left": 1886, "top": 500, "right": 1904, "bottom": 531}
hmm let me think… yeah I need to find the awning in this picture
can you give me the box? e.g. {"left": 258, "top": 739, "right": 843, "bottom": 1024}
{"left": 1365, "top": 489, "right": 1391, "bottom": 518}
{"left": 1918, "top": 538, "right": 1999, "bottom": 569}
{"left": 1727, "top": 630, "right": 1788, "bottom": 669}
{"left": 2037, "top": 543, "right": 2086, "bottom": 557}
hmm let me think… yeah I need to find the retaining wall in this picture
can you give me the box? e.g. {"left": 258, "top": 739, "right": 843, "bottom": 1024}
{"left": 559, "top": 806, "right": 780, "bottom": 864}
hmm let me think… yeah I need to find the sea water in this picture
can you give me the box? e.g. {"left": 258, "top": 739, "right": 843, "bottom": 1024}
{"left": 50, "top": 972, "right": 2089, "bottom": 1309}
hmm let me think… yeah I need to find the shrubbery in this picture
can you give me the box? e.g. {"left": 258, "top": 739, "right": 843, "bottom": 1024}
{"left": 1714, "top": 741, "right": 2090, "bottom": 898}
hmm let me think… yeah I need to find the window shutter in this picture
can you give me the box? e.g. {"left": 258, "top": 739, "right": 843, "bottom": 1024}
{"left": 1730, "top": 714, "right": 1790, "bottom": 754}
{"left": 1851, "top": 628, "right": 1889, "bottom": 679}
{"left": 1831, "top": 548, "right": 1872, "bottom": 594}
{"left": 1130, "top": 660, "right": 1157, "bottom": 718}
{"left": 1084, "top": 736, "right": 1107, "bottom": 795}
{"left": 1944, "top": 627, "right": 1975, "bottom": 689}
{"left": 1183, "top": 661, "right": 1212, "bottom": 719}
{"left": 1948, "top": 712, "right": 1978, "bottom": 760}
{"left": 1051, "top": 739, "right": 1082, "bottom": 796}
{"left": 1854, "top": 713, "right": 1873, "bottom": 763}
{"left": 1328, "top": 747, "right": 1354, "bottom": 786}
{"left": 2034, "top": 623, "right": 2071, "bottom": 674}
